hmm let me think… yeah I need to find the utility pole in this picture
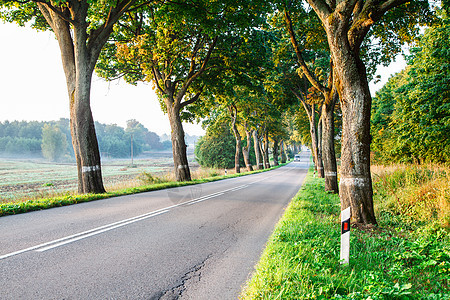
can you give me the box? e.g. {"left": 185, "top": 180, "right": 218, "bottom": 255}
{"left": 131, "top": 133, "right": 134, "bottom": 166}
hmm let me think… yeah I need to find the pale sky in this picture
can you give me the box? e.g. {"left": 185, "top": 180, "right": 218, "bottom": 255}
{"left": 0, "top": 22, "right": 204, "bottom": 136}
{"left": 0, "top": 22, "right": 405, "bottom": 136}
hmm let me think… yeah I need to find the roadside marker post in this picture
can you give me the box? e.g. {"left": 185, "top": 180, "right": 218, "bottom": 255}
{"left": 340, "top": 207, "right": 351, "bottom": 265}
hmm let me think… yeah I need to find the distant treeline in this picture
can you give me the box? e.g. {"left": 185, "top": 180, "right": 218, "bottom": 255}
{"left": 0, "top": 119, "right": 199, "bottom": 160}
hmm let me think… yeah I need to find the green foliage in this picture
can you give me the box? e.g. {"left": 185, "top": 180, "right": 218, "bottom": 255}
{"left": 371, "top": 14, "right": 450, "bottom": 164}
{"left": 0, "top": 119, "right": 169, "bottom": 158}
{"left": 41, "top": 124, "right": 68, "bottom": 162}
{"left": 195, "top": 125, "right": 237, "bottom": 169}
{"left": 241, "top": 169, "right": 450, "bottom": 299}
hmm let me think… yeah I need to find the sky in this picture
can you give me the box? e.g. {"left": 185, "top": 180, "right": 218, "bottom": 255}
{"left": 0, "top": 22, "right": 406, "bottom": 137}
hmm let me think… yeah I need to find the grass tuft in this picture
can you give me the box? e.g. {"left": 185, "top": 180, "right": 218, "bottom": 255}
{"left": 372, "top": 164, "right": 450, "bottom": 229}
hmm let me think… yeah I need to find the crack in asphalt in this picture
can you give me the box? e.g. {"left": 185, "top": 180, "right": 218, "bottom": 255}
{"left": 156, "top": 254, "right": 213, "bottom": 300}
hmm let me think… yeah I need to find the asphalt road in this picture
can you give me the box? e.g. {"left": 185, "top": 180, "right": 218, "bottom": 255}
{"left": 0, "top": 151, "right": 310, "bottom": 300}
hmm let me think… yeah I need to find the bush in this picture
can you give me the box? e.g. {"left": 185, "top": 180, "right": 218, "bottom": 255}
{"left": 195, "top": 126, "right": 237, "bottom": 169}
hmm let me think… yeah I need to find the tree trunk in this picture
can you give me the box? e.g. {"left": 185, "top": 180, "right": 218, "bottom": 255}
{"left": 168, "top": 104, "right": 191, "bottom": 181}
{"left": 272, "top": 139, "right": 279, "bottom": 166}
{"left": 242, "top": 126, "right": 254, "bottom": 172}
{"left": 280, "top": 141, "right": 287, "bottom": 163}
{"left": 70, "top": 72, "right": 106, "bottom": 193}
{"left": 38, "top": 3, "right": 106, "bottom": 194}
{"left": 317, "top": 111, "right": 324, "bottom": 178}
{"left": 307, "top": 104, "right": 321, "bottom": 175}
{"left": 322, "top": 93, "right": 339, "bottom": 193}
{"left": 325, "top": 17, "right": 377, "bottom": 225}
{"left": 262, "top": 131, "right": 271, "bottom": 168}
{"left": 230, "top": 108, "right": 241, "bottom": 173}
{"left": 253, "top": 130, "right": 264, "bottom": 170}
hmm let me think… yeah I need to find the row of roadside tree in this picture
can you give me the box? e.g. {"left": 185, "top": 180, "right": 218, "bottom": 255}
{"left": 1, "top": 0, "right": 447, "bottom": 226}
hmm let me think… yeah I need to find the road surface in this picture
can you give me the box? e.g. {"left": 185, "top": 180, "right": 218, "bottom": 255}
{"left": 0, "top": 152, "right": 309, "bottom": 299}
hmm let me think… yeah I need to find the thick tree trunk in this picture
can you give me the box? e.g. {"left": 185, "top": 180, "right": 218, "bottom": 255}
{"left": 242, "top": 127, "right": 254, "bottom": 172}
{"left": 272, "top": 139, "right": 279, "bottom": 166}
{"left": 168, "top": 105, "right": 191, "bottom": 181}
{"left": 325, "top": 18, "right": 377, "bottom": 225}
{"left": 253, "top": 130, "right": 264, "bottom": 170}
{"left": 70, "top": 72, "right": 106, "bottom": 194}
{"left": 322, "top": 93, "right": 339, "bottom": 193}
{"left": 38, "top": 3, "right": 106, "bottom": 194}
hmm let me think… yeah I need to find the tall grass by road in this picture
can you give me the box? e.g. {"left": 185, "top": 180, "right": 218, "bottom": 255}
{"left": 241, "top": 164, "right": 450, "bottom": 299}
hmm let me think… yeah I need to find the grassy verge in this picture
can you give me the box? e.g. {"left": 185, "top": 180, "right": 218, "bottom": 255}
{"left": 0, "top": 161, "right": 291, "bottom": 217}
{"left": 241, "top": 167, "right": 449, "bottom": 299}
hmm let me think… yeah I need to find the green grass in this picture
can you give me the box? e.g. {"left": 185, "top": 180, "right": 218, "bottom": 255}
{"left": 241, "top": 167, "right": 450, "bottom": 299}
{"left": 0, "top": 161, "right": 291, "bottom": 217}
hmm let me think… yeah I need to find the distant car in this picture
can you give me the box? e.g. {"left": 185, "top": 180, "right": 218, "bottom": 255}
{"left": 294, "top": 154, "right": 301, "bottom": 162}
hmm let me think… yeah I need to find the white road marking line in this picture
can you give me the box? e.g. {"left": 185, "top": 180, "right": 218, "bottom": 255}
{"left": 0, "top": 184, "right": 248, "bottom": 259}
{"left": 36, "top": 210, "right": 169, "bottom": 252}
{"left": 185, "top": 193, "right": 225, "bottom": 206}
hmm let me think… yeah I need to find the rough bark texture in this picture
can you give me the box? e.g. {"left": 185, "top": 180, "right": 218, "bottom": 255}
{"left": 253, "top": 130, "right": 264, "bottom": 170}
{"left": 37, "top": 1, "right": 122, "bottom": 194}
{"left": 322, "top": 11, "right": 377, "bottom": 225}
{"left": 296, "top": 0, "right": 399, "bottom": 224}
{"left": 272, "top": 139, "right": 279, "bottom": 166}
{"left": 242, "top": 126, "right": 254, "bottom": 172}
{"left": 321, "top": 93, "right": 339, "bottom": 193}
{"left": 168, "top": 104, "right": 191, "bottom": 181}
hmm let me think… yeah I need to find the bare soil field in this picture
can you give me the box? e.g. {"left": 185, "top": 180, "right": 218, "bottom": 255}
{"left": 0, "top": 151, "right": 198, "bottom": 202}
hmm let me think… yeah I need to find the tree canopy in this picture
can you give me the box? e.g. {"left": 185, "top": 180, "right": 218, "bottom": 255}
{"left": 371, "top": 12, "right": 450, "bottom": 164}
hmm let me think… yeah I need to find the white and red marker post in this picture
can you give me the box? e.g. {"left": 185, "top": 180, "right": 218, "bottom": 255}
{"left": 340, "top": 207, "right": 351, "bottom": 265}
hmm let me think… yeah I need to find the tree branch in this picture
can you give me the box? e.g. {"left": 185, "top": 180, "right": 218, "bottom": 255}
{"left": 180, "top": 87, "right": 203, "bottom": 109}
{"left": 151, "top": 65, "right": 165, "bottom": 95}
{"left": 175, "top": 36, "right": 218, "bottom": 103}
{"left": 284, "top": 9, "right": 328, "bottom": 95}
{"left": 34, "top": 0, "right": 75, "bottom": 24}
{"left": 305, "top": 0, "right": 332, "bottom": 21}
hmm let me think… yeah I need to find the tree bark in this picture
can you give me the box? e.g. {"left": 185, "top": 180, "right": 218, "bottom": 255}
{"left": 305, "top": 103, "right": 322, "bottom": 177}
{"left": 280, "top": 141, "right": 287, "bottom": 163}
{"left": 230, "top": 106, "right": 241, "bottom": 174}
{"left": 262, "top": 130, "right": 271, "bottom": 169}
{"left": 37, "top": 2, "right": 109, "bottom": 194}
{"left": 149, "top": 36, "right": 216, "bottom": 182}
{"left": 272, "top": 139, "right": 279, "bottom": 166}
{"left": 317, "top": 112, "right": 324, "bottom": 178}
{"left": 321, "top": 92, "right": 339, "bottom": 193}
{"left": 322, "top": 13, "right": 377, "bottom": 225}
{"left": 242, "top": 125, "right": 254, "bottom": 172}
{"left": 168, "top": 104, "right": 191, "bottom": 181}
{"left": 253, "top": 130, "right": 264, "bottom": 170}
